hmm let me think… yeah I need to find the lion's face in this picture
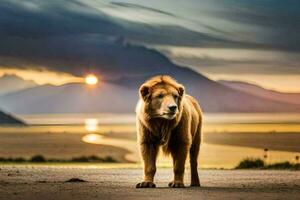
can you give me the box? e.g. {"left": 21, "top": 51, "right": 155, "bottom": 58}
{"left": 140, "top": 83, "right": 184, "bottom": 120}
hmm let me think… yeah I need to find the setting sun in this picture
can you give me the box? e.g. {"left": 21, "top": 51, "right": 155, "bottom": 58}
{"left": 85, "top": 74, "right": 98, "bottom": 85}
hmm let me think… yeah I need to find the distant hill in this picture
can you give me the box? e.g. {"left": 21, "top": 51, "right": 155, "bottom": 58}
{"left": 0, "top": 75, "right": 37, "bottom": 95}
{"left": 219, "top": 80, "right": 300, "bottom": 106}
{"left": 0, "top": 109, "right": 25, "bottom": 125}
{"left": 0, "top": 78, "right": 299, "bottom": 114}
{"left": 0, "top": 82, "right": 137, "bottom": 114}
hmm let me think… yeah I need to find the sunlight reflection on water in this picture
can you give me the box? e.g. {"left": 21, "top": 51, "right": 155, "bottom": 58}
{"left": 82, "top": 133, "right": 103, "bottom": 143}
{"left": 84, "top": 118, "right": 98, "bottom": 132}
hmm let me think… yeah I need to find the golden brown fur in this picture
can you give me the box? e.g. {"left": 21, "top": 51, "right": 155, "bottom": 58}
{"left": 135, "top": 75, "right": 202, "bottom": 188}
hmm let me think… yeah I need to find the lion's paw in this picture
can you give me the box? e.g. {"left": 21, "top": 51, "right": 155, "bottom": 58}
{"left": 136, "top": 181, "right": 156, "bottom": 188}
{"left": 168, "top": 181, "right": 185, "bottom": 188}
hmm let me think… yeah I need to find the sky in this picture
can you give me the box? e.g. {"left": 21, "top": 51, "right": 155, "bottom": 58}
{"left": 0, "top": 0, "right": 299, "bottom": 92}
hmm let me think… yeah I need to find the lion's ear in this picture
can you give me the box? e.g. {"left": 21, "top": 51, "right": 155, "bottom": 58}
{"left": 178, "top": 85, "right": 185, "bottom": 97}
{"left": 139, "top": 85, "right": 151, "bottom": 100}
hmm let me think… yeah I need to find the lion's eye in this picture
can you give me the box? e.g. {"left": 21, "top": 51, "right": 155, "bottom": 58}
{"left": 173, "top": 94, "right": 178, "bottom": 99}
{"left": 157, "top": 94, "right": 164, "bottom": 98}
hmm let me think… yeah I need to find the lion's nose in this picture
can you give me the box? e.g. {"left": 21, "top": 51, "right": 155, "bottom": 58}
{"left": 168, "top": 105, "right": 177, "bottom": 112}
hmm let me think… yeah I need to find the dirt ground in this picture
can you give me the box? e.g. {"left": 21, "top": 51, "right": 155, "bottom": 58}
{"left": 0, "top": 165, "right": 299, "bottom": 200}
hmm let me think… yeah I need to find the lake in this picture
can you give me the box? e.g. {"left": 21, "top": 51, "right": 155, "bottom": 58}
{"left": 0, "top": 113, "right": 299, "bottom": 169}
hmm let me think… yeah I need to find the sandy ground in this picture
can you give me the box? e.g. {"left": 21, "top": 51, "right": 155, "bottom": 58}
{"left": 0, "top": 165, "right": 300, "bottom": 200}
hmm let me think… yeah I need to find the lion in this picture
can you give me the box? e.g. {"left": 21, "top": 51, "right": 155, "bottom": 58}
{"left": 135, "top": 75, "right": 202, "bottom": 188}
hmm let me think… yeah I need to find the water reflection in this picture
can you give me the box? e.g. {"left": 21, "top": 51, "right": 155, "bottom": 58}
{"left": 82, "top": 134, "right": 103, "bottom": 143}
{"left": 85, "top": 118, "right": 98, "bottom": 132}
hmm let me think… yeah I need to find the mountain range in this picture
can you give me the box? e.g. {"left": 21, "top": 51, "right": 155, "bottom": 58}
{"left": 0, "top": 73, "right": 299, "bottom": 114}
{"left": 0, "top": 75, "right": 37, "bottom": 95}
{"left": 219, "top": 80, "right": 300, "bottom": 106}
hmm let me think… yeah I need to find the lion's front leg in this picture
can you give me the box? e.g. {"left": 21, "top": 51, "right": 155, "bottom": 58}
{"left": 169, "top": 144, "right": 189, "bottom": 188}
{"left": 136, "top": 143, "right": 159, "bottom": 188}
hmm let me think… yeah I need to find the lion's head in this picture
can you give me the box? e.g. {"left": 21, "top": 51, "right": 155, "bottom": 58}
{"left": 139, "top": 75, "right": 185, "bottom": 120}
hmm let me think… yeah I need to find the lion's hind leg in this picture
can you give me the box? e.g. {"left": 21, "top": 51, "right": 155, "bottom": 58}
{"left": 189, "top": 128, "right": 201, "bottom": 187}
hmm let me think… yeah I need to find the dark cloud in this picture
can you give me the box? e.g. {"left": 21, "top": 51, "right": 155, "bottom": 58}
{"left": 0, "top": 0, "right": 123, "bottom": 38}
{"left": 2, "top": 0, "right": 297, "bottom": 48}
{"left": 0, "top": 1, "right": 250, "bottom": 49}
{"left": 0, "top": 34, "right": 172, "bottom": 79}
{"left": 110, "top": 2, "right": 177, "bottom": 17}
{"left": 172, "top": 56, "right": 300, "bottom": 75}
{"left": 211, "top": 0, "right": 300, "bottom": 50}
{"left": 0, "top": 0, "right": 299, "bottom": 79}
